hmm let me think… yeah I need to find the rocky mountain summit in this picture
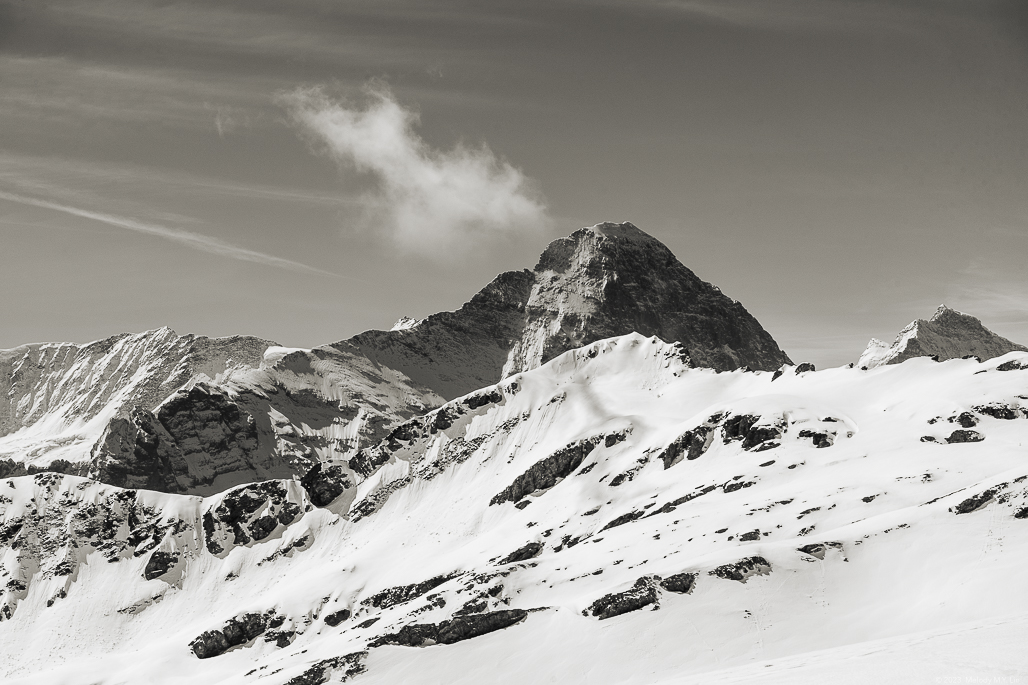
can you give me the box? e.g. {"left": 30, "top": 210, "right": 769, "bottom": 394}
{"left": 349, "top": 222, "right": 792, "bottom": 399}
{"left": 857, "top": 305, "right": 1028, "bottom": 369}
{"left": 0, "top": 222, "right": 791, "bottom": 494}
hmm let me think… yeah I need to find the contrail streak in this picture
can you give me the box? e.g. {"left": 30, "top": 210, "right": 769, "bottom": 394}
{"left": 0, "top": 190, "right": 338, "bottom": 277}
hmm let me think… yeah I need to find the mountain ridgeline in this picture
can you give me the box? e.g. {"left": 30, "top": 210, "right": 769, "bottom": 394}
{"left": 0, "top": 222, "right": 790, "bottom": 494}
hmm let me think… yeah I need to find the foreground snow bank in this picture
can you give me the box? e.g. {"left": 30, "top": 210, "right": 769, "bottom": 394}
{"left": 2, "top": 334, "right": 1027, "bottom": 684}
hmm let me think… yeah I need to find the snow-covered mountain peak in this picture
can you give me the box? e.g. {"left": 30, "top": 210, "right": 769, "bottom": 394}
{"left": 857, "top": 304, "right": 1027, "bottom": 368}
{"left": 389, "top": 317, "right": 421, "bottom": 332}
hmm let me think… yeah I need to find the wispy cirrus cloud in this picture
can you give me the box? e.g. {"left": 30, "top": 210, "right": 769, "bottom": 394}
{"left": 282, "top": 83, "right": 549, "bottom": 259}
{"left": 0, "top": 190, "right": 337, "bottom": 277}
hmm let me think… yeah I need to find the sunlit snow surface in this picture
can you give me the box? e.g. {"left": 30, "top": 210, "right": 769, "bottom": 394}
{"left": 1, "top": 334, "right": 1027, "bottom": 684}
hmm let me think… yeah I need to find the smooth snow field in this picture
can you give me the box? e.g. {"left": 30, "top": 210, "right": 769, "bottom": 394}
{"left": 1, "top": 334, "right": 1027, "bottom": 684}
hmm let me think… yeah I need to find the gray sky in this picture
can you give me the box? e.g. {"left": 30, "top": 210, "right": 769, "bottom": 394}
{"left": 1, "top": 0, "right": 1026, "bottom": 367}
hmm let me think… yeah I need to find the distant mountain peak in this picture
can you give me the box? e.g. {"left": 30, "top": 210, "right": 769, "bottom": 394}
{"left": 857, "top": 304, "right": 1028, "bottom": 368}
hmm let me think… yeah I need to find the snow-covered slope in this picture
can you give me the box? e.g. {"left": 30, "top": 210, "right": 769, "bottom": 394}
{"left": 348, "top": 222, "right": 791, "bottom": 399}
{"left": 0, "top": 330, "right": 442, "bottom": 494}
{"left": 2, "top": 333, "right": 1026, "bottom": 684}
{"left": 858, "top": 304, "right": 1028, "bottom": 368}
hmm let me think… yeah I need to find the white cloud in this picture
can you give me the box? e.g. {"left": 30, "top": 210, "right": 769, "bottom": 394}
{"left": 0, "top": 190, "right": 337, "bottom": 277}
{"left": 283, "top": 83, "right": 548, "bottom": 258}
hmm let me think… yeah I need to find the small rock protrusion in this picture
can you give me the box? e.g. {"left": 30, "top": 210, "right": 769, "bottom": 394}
{"left": 587, "top": 577, "right": 659, "bottom": 620}
{"left": 946, "top": 430, "right": 984, "bottom": 444}
{"left": 659, "top": 573, "right": 696, "bottom": 594}
{"left": 324, "top": 609, "right": 351, "bottom": 627}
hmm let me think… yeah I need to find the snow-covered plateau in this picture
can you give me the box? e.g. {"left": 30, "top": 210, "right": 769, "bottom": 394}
{"left": 2, "top": 333, "right": 1027, "bottom": 684}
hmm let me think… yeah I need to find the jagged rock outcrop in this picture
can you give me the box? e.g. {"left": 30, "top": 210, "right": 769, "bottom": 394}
{"left": 0, "top": 330, "right": 443, "bottom": 495}
{"left": 348, "top": 222, "right": 791, "bottom": 399}
{"left": 587, "top": 576, "right": 660, "bottom": 619}
{"left": 368, "top": 609, "right": 529, "bottom": 647}
{"left": 858, "top": 305, "right": 1027, "bottom": 369}
{"left": 88, "top": 407, "right": 187, "bottom": 492}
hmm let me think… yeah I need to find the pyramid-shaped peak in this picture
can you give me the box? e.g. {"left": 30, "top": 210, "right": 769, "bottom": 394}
{"left": 858, "top": 305, "right": 1027, "bottom": 368}
{"left": 349, "top": 220, "right": 792, "bottom": 398}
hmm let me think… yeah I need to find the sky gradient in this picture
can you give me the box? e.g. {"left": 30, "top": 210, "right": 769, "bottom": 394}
{"left": 2, "top": 0, "right": 1027, "bottom": 367}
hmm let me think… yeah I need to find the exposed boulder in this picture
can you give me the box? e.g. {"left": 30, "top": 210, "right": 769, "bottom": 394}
{"left": 142, "top": 551, "right": 178, "bottom": 581}
{"left": 203, "top": 480, "right": 305, "bottom": 554}
{"left": 587, "top": 576, "right": 659, "bottom": 619}
{"left": 974, "top": 403, "right": 1024, "bottom": 420}
{"left": 953, "top": 486, "right": 1004, "bottom": 514}
{"left": 709, "top": 556, "right": 772, "bottom": 583}
{"left": 323, "top": 609, "right": 350, "bottom": 627}
{"left": 659, "top": 573, "right": 697, "bottom": 594}
{"left": 189, "top": 612, "right": 278, "bottom": 658}
{"left": 189, "top": 630, "right": 230, "bottom": 659}
{"left": 722, "top": 414, "right": 784, "bottom": 451}
{"left": 658, "top": 414, "right": 724, "bottom": 469}
{"left": 499, "top": 542, "right": 544, "bottom": 565}
{"left": 946, "top": 430, "right": 985, "bottom": 444}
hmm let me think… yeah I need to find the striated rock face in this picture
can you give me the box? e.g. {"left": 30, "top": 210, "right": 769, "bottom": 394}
{"left": 348, "top": 222, "right": 791, "bottom": 399}
{"left": 0, "top": 329, "right": 443, "bottom": 495}
{"left": 0, "top": 327, "right": 270, "bottom": 440}
{"left": 858, "top": 305, "right": 1028, "bottom": 369}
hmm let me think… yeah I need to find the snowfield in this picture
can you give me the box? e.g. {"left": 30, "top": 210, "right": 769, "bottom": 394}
{"left": 1, "top": 333, "right": 1027, "bottom": 684}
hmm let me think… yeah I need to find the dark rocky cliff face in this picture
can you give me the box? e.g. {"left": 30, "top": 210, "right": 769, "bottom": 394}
{"left": 348, "top": 222, "right": 791, "bottom": 399}
{"left": 88, "top": 383, "right": 261, "bottom": 493}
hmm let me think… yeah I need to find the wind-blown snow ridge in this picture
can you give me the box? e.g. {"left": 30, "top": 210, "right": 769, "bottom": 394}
{"left": 1, "top": 332, "right": 1026, "bottom": 684}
